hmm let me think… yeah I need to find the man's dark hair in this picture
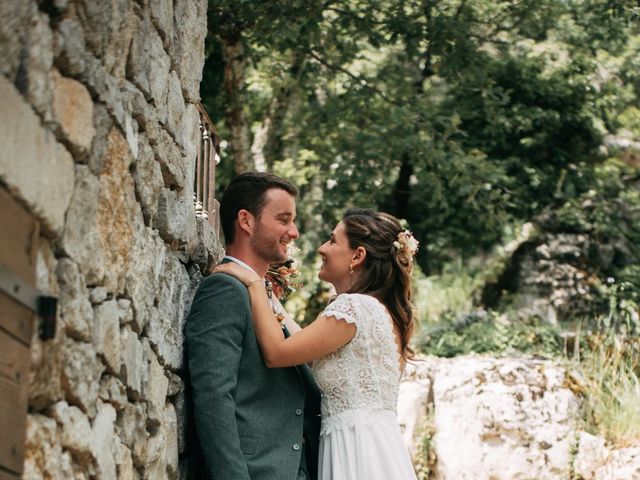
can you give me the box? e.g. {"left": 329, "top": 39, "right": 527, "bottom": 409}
{"left": 219, "top": 172, "right": 298, "bottom": 245}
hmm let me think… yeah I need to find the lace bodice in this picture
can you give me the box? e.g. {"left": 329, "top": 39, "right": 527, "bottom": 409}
{"left": 312, "top": 293, "right": 402, "bottom": 432}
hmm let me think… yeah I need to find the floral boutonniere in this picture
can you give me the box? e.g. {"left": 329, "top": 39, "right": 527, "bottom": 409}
{"left": 265, "top": 244, "right": 303, "bottom": 301}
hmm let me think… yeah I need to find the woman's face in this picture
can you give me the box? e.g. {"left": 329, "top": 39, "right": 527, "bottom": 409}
{"left": 317, "top": 221, "right": 358, "bottom": 294}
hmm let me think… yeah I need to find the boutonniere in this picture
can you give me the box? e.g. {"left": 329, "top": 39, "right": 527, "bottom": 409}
{"left": 265, "top": 244, "right": 303, "bottom": 301}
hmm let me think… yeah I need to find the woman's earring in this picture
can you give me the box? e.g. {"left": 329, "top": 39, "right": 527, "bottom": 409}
{"left": 349, "top": 264, "right": 354, "bottom": 274}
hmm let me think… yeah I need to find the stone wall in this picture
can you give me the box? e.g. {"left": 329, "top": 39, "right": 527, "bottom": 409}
{"left": 0, "top": 1, "right": 221, "bottom": 478}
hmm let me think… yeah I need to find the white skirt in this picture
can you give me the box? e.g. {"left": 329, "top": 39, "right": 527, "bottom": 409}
{"left": 318, "top": 409, "right": 417, "bottom": 480}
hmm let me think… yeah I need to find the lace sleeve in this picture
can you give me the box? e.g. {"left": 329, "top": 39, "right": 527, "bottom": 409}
{"left": 319, "top": 293, "right": 361, "bottom": 326}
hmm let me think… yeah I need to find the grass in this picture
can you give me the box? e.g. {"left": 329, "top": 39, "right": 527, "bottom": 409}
{"left": 574, "top": 332, "right": 640, "bottom": 447}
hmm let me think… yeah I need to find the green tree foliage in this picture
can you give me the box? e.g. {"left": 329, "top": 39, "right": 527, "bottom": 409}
{"left": 203, "top": 0, "right": 639, "bottom": 273}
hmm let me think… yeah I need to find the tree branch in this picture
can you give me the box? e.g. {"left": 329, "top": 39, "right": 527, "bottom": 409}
{"left": 307, "top": 49, "right": 398, "bottom": 105}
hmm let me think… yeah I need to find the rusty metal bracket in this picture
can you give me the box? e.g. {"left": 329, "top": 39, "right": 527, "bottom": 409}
{"left": 0, "top": 263, "right": 57, "bottom": 340}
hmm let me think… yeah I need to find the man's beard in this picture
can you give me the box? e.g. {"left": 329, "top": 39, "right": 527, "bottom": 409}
{"left": 250, "top": 225, "right": 287, "bottom": 264}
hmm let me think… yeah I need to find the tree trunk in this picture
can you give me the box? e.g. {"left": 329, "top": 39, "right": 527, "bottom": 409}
{"left": 252, "top": 52, "right": 305, "bottom": 171}
{"left": 222, "top": 31, "right": 252, "bottom": 174}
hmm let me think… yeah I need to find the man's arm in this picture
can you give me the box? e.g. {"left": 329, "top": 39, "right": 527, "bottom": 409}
{"left": 186, "top": 274, "right": 251, "bottom": 479}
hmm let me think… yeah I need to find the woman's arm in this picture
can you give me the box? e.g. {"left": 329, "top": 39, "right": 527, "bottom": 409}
{"left": 246, "top": 282, "right": 356, "bottom": 367}
{"left": 213, "top": 263, "right": 356, "bottom": 367}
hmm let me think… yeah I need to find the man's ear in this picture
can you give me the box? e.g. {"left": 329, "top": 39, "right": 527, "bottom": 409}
{"left": 352, "top": 246, "right": 367, "bottom": 268}
{"left": 237, "top": 209, "right": 254, "bottom": 236}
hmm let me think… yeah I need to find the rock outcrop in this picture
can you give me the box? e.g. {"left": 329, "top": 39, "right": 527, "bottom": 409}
{"left": 398, "top": 356, "right": 640, "bottom": 480}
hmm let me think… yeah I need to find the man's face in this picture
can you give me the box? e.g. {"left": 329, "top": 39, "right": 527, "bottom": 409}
{"left": 250, "top": 188, "right": 299, "bottom": 264}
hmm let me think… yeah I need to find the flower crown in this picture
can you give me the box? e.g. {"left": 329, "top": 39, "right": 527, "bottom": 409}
{"left": 393, "top": 230, "right": 419, "bottom": 257}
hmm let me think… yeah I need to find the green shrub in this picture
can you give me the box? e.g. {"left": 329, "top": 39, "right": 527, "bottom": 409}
{"left": 416, "top": 312, "right": 564, "bottom": 358}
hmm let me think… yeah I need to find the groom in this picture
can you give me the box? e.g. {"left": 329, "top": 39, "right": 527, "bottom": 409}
{"left": 185, "top": 172, "right": 321, "bottom": 479}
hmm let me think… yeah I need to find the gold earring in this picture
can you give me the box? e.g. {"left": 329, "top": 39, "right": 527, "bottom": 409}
{"left": 349, "top": 264, "right": 354, "bottom": 274}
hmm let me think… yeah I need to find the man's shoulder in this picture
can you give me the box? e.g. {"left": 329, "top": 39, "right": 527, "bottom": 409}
{"left": 198, "top": 271, "right": 247, "bottom": 294}
{"left": 187, "top": 273, "right": 250, "bottom": 322}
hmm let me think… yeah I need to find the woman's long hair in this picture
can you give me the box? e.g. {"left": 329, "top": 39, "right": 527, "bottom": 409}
{"left": 342, "top": 208, "right": 416, "bottom": 360}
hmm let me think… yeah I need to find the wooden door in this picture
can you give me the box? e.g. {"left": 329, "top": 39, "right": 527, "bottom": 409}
{"left": 0, "top": 186, "right": 38, "bottom": 479}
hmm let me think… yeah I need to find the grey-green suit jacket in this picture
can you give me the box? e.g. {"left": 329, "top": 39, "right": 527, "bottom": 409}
{"left": 185, "top": 267, "right": 321, "bottom": 480}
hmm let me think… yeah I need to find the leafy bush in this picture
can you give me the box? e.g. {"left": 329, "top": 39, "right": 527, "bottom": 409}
{"left": 416, "top": 311, "right": 564, "bottom": 358}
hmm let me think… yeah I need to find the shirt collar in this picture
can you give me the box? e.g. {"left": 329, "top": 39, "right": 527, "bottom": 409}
{"left": 223, "top": 255, "right": 261, "bottom": 278}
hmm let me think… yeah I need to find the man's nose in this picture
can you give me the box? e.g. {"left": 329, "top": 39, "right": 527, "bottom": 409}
{"left": 289, "top": 223, "right": 299, "bottom": 239}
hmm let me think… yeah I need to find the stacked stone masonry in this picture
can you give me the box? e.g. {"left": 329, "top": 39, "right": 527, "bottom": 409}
{"left": 0, "top": 1, "right": 220, "bottom": 478}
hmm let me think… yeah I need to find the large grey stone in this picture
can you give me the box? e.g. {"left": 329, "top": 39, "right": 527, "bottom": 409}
{"left": 76, "top": 0, "right": 137, "bottom": 79}
{"left": 117, "top": 298, "right": 134, "bottom": 326}
{"left": 125, "top": 111, "right": 140, "bottom": 160}
{"left": 55, "top": 18, "right": 129, "bottom": 135}
{"left": 90, "top": 286, "right": 109, "bottom": 304}
{"left": 115, "top": 441, "right": 137, "bottom": 480}
{"left": 23, "top": 413, "right": 84, "bottom": 480}
{"left": 142, "top": 339, "right": 169, "bottom": 428}
{"left": 127, "top": 12, "right": 170, "bottom": 112}
{"left": 0, "top": 75, "right": 75, "bottom": 236}
{"left": 50, "top": 401, "right": 94, "bottom": 465}
{"left": 0, "top": 1, "right": 33, "bottom": 79}
{"left": 165, "top": 70, "right": 186, "bottom": 147}
{"left": 191, "top": 216, "right": 224, "bottom": 273}
{"left": 166, "top": 372, "right": 184, "bottom": 397}
{"left": 54, "top": 17, "right": 89, "bottom": 77}
{"left": 85, "top": 58, "right": 127, "bottom": 133}
{"left": 86, "top": 103, "right": 115, "bottom": 175}
{"left": 20, "top": 10, "right": 54, "bottom": 123}
{"left": 62, "top": 129, "right": 143, "bottom": 293}
{"left": 150, "top": 0, "right": 174, "bottom": 45}
{"left": 60, "top": 337, "right": 105, "bottom": 417}
{"left": 143, "top": 402, "right": 179, "bottom": 479}
{"left": 123, "top": 79, "right": 153, "bottom": 131}
{"left": 99, "top": 375, "right": 128, "bottom": 411}
{"left": 125, "top": 227, "right": 166, "bottom": 334}
{"left": 116, "top": 402, "right": 150, "bottom": 468}
{"left": 93, "top": 300, "right": 122, "bottom": 375}
{"left": 172, "top": 390, "right": 187, "bottom": 455}
{"left": 61, "top": 165, "right": 104, "bottom": 286}
{"left": 94, "top": 127, "right": 143, "bottom": 292}
{"left": 92, "top": 401, "right": 118, "bottom": 479}
{"left": 145, "top": 252, "right": 191, "bottom": 370}
{"left": 132, "top": 133, "right": 164, "bottom": 223}
{"left": 56, "top": 258, "right": 94, "bottom": 342}
{"left": 120, "top": 325, "right": 147, "bottom": 398}
{"left": 157, "top": 187, "right": 198, "bottom": 247}
{"left": 148, "top": 121, "right": 187, "bottom": 188}
{"left": 179, "top": 102, "right": 200, "bottom": 169}
{"left": 170, "top": 0, "right": 207, "bottom": 102}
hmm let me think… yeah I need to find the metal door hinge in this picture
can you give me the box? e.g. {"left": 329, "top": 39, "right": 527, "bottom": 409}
{"left": 0, "top": 263, "right": 57, "bottom": 340}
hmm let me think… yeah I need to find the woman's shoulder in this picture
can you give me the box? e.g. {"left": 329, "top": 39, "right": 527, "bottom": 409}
{"left": 331, "top": 293, "right": 387, "bottom": 315}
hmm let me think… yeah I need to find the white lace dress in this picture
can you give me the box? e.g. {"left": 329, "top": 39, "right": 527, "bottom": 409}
{"left": 312, "top": 293, "right": 417, "bottom": 480}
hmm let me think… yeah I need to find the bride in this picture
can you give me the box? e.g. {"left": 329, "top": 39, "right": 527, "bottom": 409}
{"left": 215, "top": 208, "right": 418, "bottom": 480}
